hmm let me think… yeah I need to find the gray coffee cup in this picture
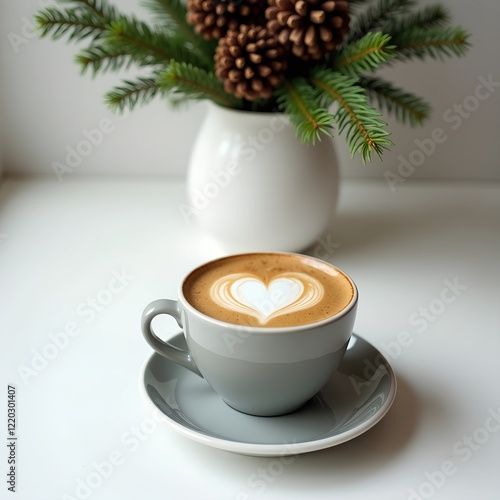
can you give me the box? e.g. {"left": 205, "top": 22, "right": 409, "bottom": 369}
{"left": 141, "top": 258, "right": 358, "bottom": 416}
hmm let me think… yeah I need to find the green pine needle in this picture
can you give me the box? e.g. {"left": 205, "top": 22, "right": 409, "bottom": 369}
{"left": 141, "top": 0, "right": 194, "bottom": 39}
{"left": 76, "top": 45, "right": 134, "bottom": 75}
{"left": 106, "top": 17, "right": 211, "bottom": 70}
{"left": 141, "top": 0, "right": 187, "bottom": 30}
{"left": 348, "top": 0, "right": 416, "bottom": 42}
{"left": 349, "top": 0, "right": 372, "bottom": 8}
{"left": 106, "top": 18, "right": 172, "bottom": 65}
{"left": 158, "top": 61, "right": 240, "bottom": 108}
{"left": 34, "top": 7, "right": 109, "bottom": 42}
{"left": 360, "top": 76, "right": 431, "bottom": 126}
{"left": 73, "top": 15, "right": 211, "bottom": 76}
{"left": 333, "top": 32, "right": 396, "bottom": 76}
{"left": 141, "top": 0, "right": 215, "bottom": 63}
{"left": 311, "top": 68, "right": 393, "bottom": 163}
{"left": 34, "top": 0, "right": 472, "bottom": 165}
{"left": 392, "top": 26, "right": 471, "bottom": 61}
{"left": 275, "top": 78, "right": 334, "bottom": 145}
{"left": 58, "top": 0, "right": 118, "bottom": 21}
{"left": 105, "top": 74, "right": 161, "bottom": 111}
{"left": 383, "top": 4, "right": 451, "bottom": 36}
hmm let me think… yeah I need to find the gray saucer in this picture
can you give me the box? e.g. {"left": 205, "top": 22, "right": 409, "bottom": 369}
{"left": 140, "top": 333, "right": 397, "bottom": 456}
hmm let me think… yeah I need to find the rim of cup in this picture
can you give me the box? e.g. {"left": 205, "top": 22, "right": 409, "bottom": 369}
{"left": 178, "top": 251, "right": 359, "bottom": 334}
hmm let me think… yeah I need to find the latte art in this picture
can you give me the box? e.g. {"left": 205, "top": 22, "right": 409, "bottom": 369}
{"left": 211, "top": 273, "right": 324, "bottom": 325}
{"left": 183, "top": 253, "right": 354, "bottom": 327}
{"left": 182, "top": 252, "right": 354, "bottom": 328}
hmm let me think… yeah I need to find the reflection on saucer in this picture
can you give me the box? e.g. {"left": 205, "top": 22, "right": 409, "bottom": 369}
{"left": 140, "top": 333, "right": 397, "bottom": 456}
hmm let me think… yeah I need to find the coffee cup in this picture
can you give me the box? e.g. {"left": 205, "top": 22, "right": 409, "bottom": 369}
{"left": 141, "top": 252, "right": 358, "bottom": 416}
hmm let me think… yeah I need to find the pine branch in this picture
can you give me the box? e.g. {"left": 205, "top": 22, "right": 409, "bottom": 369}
{"left": 349, "top": 0, "right": 371, "bottom": 7}
{"left": 106, "top": 17, "right": 205, "bottom": 67}
{"left": 310, "top": 68, "right": 393, "bottom": 163}
{"left": 142, "top": 0, "right": 216, "bottom": 64}
{"left": 360, "top": 76, "right": 431, "bottom": 126}
{"left": 348, "top": 0, "right": 415, "bottom": 42}
{"left": 76, "top": 45, "right": 134, "bottom": 75}
{"left": 59, "top": 0, "right": 118, "bottom": 21}
{"left": 275, "top": 78, "right": 334, "bottom": 145}
{"left": 333, "top": 32, "right": 396, "bottom": 76}
{"left": 105, "top": 74, "right": 161, "bottom": 111}
{"left": 383, "top": 4, "right": 451, "bottom": 36}
{"left": 158, "top": 61, "right": 240, "bottom": 108}
{"left": 392, "top": 26, "right": 471, "bottom": 61}
{"left": 72, "top": 16, "right": 210, "bottom": 75}
{"left": 141, "top": 0, "right": 190, "bottom": 33}
{"left": 35, "top": 7, "right": 109, "bottom": 42}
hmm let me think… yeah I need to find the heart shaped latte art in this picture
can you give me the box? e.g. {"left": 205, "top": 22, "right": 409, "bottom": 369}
{"left": 210, "top": 273, "right": 324, "bottom": 324}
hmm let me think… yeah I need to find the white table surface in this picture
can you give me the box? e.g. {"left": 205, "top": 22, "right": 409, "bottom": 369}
{"left": 0, "top": 176, "right": 499, "bottom": 500}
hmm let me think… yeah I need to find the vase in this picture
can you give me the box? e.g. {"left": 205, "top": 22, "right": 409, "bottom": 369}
{"left": 184, "top": 103, "right": 339, "bottom": 252}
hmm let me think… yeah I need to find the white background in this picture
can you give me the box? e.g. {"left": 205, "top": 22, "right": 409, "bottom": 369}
{"left": 0, "top": 0, "right": 499, "bottom": 180}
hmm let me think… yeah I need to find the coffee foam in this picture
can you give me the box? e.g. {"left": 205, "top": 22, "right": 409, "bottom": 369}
{"left": 210, "top": 272, "right": 324, "bottom": 325}
{"left": 183, "top": 253, "right": 354, "bottom": 328}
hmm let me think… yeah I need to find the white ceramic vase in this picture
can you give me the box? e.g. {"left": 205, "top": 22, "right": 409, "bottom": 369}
{"left": 185, "top": 103, "right": 339, "bottom": 252}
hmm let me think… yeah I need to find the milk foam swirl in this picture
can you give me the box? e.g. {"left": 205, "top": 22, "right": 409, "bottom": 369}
{"left": 210, "top": 272, "right": 324, "bottom": 325}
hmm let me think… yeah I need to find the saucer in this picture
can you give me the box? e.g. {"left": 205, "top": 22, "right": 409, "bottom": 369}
{"left": 140, "top": 333, "right": 397, "bottom": 457}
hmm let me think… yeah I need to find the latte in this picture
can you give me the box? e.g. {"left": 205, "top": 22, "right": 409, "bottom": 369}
{"left": 183, "top": 253, "right": 354, "bottom": 328}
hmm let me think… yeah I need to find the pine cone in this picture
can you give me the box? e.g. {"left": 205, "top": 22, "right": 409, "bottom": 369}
{"left": 266, "top": 0, "right": 350, "bottom": 60}
{"left": 187, "top": 0, "right": 268, "bottom": 40}
{"left": 215, "top": 25, "right": 287, "bottom": 100}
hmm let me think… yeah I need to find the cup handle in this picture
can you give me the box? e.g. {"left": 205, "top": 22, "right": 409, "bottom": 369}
{"left": 141, "top": 299, "right": 202, "bottom": 377}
